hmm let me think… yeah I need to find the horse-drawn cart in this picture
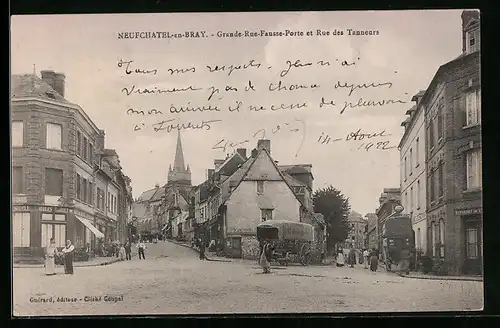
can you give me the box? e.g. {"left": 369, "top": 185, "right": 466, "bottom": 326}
{"left": 257, "top": 220, "right": 315, "bottom": 266}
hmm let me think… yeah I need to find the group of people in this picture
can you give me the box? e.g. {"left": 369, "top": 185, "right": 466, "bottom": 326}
{"left": 44, "top": 238, "right": 146, "bottom": 276}
{"left": 44, "top": 238, "right": 76, "bottom": 275}
{"left": 335, "top": 245, "right": 380, "bottom": 272}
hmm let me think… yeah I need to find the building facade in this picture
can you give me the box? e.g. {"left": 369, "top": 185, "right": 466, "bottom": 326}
{"left": 424, "top": 10, "right": 481, "bottom": 275}
{"left": 132, "top": 131, "right": 192, "bottom": 241}
{"left": 345, "top": 211, "right": 366, "bottom": 250}
{"left": 191, "top": 139, "right": 321, "bottom": 259}
{"left": 11, "top": 70, "right": 131, "bottom": 262}
{"left": 365, "top": 213, "right": 378, "bottom": 250}
{"left": 375, "top": 188, "right": 401, "bottom": 258}
{"left": 400, "top": 91, "right": 428, "bottom": 253}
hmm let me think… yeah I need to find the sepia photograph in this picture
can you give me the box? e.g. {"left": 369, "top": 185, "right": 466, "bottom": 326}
{"left": 10, "top": 9, "right": 482, "bottom": 316}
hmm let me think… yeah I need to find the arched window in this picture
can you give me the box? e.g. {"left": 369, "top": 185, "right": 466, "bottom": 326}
{"left": 439, "top": 219, "right": 445, "bottom": 258}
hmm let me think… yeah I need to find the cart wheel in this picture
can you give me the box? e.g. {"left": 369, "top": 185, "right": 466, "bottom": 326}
{"left": 300, "top": 244, "right": 312, "bottom": 266}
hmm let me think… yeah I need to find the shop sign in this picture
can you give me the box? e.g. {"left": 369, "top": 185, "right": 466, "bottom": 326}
{"left": 455, "top": 208, "right": 482, "bottom": 216}
{"left": 12, "top": 205, "right": 30, "bottom": 212}
{"left": 228, "top": 228, "right": 254, "bottom": 235}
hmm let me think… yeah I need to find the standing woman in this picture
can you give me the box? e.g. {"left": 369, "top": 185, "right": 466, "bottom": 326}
{"left": 61, "top": 240, "right": 75, "bottom": 275}
{"left": 259, "top": 241, "right": 272, "bottom": 274}
{"left": 44, "top": 238, "right": 59, "bottom": 276}
{"left": 369, "top": 248, "right": 379, "bottom": 272}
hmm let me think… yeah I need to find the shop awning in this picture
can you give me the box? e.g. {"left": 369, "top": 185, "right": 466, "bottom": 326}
{"left": 76, "top": 216, "right": 105, "bottom": 239}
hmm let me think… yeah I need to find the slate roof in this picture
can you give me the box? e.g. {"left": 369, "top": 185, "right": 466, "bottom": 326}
{"left": 282, "top": 172, "right": 308, "bottom": 188}
{"left": 11, "top": 74, "right": 69, "bottom": 103}
{"left": 137, "top": 187, "right": 158, "bottom": 202}
{"left": 220, "top": 148, "right": 311, "bottom": 213}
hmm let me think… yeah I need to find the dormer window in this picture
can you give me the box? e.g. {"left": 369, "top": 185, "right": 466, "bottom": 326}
{"left": 45, "top": 92, "right": 56, "bottom": 99}
{"left": 466, "top": 27, "right": 480, "bottom": 54}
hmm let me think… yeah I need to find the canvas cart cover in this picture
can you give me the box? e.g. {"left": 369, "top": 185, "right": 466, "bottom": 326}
{"left": 257, "top": 220, "right": 314, "bottom": 241}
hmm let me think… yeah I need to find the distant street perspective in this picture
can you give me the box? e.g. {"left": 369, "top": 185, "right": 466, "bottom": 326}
{"left": 13, "top": 241, "right": 482, "bottom": 316}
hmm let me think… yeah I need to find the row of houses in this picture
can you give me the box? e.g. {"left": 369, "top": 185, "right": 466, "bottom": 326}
{"left": 133, "top": 134, "right": 326, "bottom": 259}
{"left": 11, "top": 70, "right": 133, "bottom": 263}
{"left": 365, "top": 10, "right": 482, "bottom": 276}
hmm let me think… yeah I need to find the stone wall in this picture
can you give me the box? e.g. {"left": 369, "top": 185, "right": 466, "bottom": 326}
{"left": 241, "top": 235, "right": 260, "bottom": 260}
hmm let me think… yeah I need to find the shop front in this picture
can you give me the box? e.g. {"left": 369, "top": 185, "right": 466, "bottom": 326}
{"left": 12, "top": 204, "right": 71, "bottom": 262}
{"left": 456, "top": 207, "right": 483, "bottom": 275}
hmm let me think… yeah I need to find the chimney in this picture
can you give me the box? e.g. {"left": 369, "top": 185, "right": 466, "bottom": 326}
{"left": 40, "top": 70, "right": 66, "bottom": 97}
{"left": 251, "top": 148, "right": 258, "bottom": 158}
{"left": 236, "top": 148, "right": 247, "bottom": 159}
{"left": 257, "top": 139, "right": 271, "bottom": 154}
{"left": 462, "top": 10, "right": 480, "bottom": 53}
{"left": 207, "top": 169, "right": 215, "bottom": 180}
{"left": 97, "top": 130, "right": 105, "bottom": 150}
{"left": 214, "top": 159, "right": 224, "bottom": 170}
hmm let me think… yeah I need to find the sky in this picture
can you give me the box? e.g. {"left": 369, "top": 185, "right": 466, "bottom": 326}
{"left": 11, "top": 10, "right": 465, "bottom": 215}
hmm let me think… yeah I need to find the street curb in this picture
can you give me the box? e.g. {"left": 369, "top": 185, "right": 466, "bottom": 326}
{"left": 13, "top": 254, "right": 138, "bottom": 269}
{"left": 395, "top": 272, "right": 483, "bottom": 282}
{"left": 167, "top": 240, "right": 233, "bottom": 262}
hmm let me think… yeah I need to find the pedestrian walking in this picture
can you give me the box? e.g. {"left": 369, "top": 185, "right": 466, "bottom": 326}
{"left": 61, "top": 240, "right": 75, "bottom": 275}
{"left": 348, "top": 245, "right": 356, "bottom": 268}
{"left": 369, "top": 248, "right": 379, "bottom": 272}
{"left": 124, "top": 241, "right": 132, "bottom": 260}
{"left": 137, "top": 240, "right": 146, "bottom": 260}
{"left": 336, "top": 249, "right": 345, "bottom": 267}
{"left": 363, "top": 249, "right": 370, "bottom": 269}
{"left": 118, "top": 244, "right": 126, "bottom": 261}
{"left": 259, "top": 241, "right": 272, "bottom": 274}
{"left": 198, "top": 238, "right": 206, "bottom": 260}
{"left": 44, "top": 238, "right": 59, "bottom": 276}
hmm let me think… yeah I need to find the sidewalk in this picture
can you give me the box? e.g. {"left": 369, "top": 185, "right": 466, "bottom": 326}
{"left": 396, "top": 271, "right": 483, "bottom": 282}
{"left": 14, "top": 254, "right": 137, "bottom": 268}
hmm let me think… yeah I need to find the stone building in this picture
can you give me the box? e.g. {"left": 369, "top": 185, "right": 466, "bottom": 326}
{"left": 423, "top": 10, "right": 481, "bottom": 275}
{"left": 399, "top": 90, "right": 428, "bottom": 253}
{"left": 344, "top": 211, "right": 366, "bottom": 250}
{"left": 375, "top": 188, "right": 401, "bottom": 257}
{"left": 192, "top": 139, "right": 322, "bottom": 259}
{"left": 365, "top": 213, "right": 378, "bottom": 250}
{"left": 11, "top": 70, "right": 131, "bottom": 262}
{"left": 132, "top": 131, "right": 192, "bottom": 241}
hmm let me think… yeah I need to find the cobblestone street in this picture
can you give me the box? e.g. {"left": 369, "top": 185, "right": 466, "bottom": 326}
{"left": 13, "top": 241, "right": 483, "bottom": 316}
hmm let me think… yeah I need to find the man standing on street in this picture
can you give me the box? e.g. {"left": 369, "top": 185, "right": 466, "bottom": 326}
{"left": 124, "top": 241, "right": 132, "bottom": 260}
{"left": 363, "top": 248, "right": 370, "bottom": 269}
{"left": 137, "top": 240, "right": 146, "bottom": 260}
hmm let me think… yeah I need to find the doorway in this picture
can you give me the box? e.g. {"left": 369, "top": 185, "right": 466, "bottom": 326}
{"left": 463, "top": 217, "right": 482, "bottom": 275}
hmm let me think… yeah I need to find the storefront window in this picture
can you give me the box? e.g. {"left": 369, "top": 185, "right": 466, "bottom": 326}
{"left": 466, "top": 227, "right": 479, "bottom": 259}
{"left": 41, "top": 213, "right": 67, "bottom": 247}
{"left": 13, "top": 212, "right": 30, "bottom": 247}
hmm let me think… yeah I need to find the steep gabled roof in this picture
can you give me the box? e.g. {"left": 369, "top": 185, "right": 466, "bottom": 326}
{"left": 137, "top": 187, "right": 158, "bottom": 202}
{"left": 215, "top": 152, "right": 246, "bottom": 175}
{"left": 282, "top": 172, "right": 308, "bottom": 188}
{"left": 221, "top": 148, "right": 311, "bottom": 212}
{"left": 11, "top": 74, "right": 69, "bottom": 103}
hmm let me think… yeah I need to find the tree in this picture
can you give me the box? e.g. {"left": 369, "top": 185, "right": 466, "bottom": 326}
{"left": 313, "top": 185, "right": 351, "bottom": 253}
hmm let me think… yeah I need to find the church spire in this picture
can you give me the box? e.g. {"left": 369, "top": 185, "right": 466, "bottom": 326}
{"left": 173, "top": 130, "right": 186, "bottom": 171}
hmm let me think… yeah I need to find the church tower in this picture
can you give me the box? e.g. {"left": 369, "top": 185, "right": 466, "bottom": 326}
{"left": 167, "top": 130, "right": 191, "bottom": 186}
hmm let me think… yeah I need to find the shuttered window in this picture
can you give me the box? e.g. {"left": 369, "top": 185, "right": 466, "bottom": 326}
{"left": 13, "top": 166, "right": 23, "bottom": 194}
{"left": 46, "top": 123, "right": 62, "bottom": 150}
{"left": 45, "top": 168, "right": 63, "bottom": 196}
{"left": 12, "top": 121, "right": 24, "bottom": 147}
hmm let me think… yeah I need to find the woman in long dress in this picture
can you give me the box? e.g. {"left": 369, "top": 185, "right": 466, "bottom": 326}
{"left": 259, "top": 242, "right": 272, "bottom": 274}
{"left": 370, "top": 248, "right": 379, "bottom": 272}
{"left": 336, "top": 250, "right": 345, "bottom": 267}
{"left": 118, "top": 244, "right": 126, "bottom": 261}
{"left": 61, "top": 240, "right": 75, "bottom": 275}
{"left": 44, "top": 238, "right": 58, "bottom": 275}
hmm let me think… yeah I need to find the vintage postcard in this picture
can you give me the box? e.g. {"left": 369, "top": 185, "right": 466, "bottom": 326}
{"left": 10, "top": 10, "right": 482, "bottom": 316}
